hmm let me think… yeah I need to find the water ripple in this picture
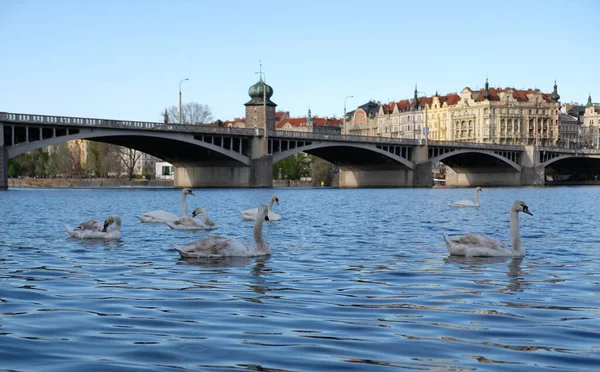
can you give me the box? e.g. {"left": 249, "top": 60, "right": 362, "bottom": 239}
{"left": 0, "top": 187, "right": 599, "bottom": 371}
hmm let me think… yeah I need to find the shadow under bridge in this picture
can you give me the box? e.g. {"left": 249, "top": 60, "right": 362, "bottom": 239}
{"left": 271, "top": 140, "right": 415, "bottom": 171}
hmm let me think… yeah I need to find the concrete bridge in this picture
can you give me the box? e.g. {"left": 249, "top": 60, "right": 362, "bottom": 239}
{"left": 2, "top": 111, "right": 600, "bottom": 189}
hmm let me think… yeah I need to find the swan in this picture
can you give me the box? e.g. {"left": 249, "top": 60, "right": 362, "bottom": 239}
{"left": 442, "top": 200, "right": 532, "bottom": 257}
{"left": 65, "top": 215, "right": 122, "bottom": 240}
{"left": 450, "top": 187, "right": 483, "bottom": 207}
{"left": 137, "top": 188, "right": 195, "bottom": 223}
{"left": 240, "top": 194, "right": 281, "bottom": 221}
{"left": 166, "top": 207, "right": 217, "bottom": 231}
{"left": 172, "top": 205, "right": 271, "bottom": 258}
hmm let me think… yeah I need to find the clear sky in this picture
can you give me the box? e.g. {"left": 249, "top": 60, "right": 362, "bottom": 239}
{"left": 1, "top": 0, "right": 598, "bottom": 123}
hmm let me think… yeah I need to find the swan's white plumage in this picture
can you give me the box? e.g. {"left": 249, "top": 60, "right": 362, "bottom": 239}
{"left": 450, "top": 187, "right": 483, "bottom": 207}
{"left": 240, "top": 194, "right": 281, "bottom": 221}
{"left": 66, "top": 215, "right": 122, "bottom": 240}
{"left": 137, "top": 188, "right": 194, "bottom": 223}
{"left": 173, "top": 205, "right": 271, "bottom": 258}
{"left": 443, "top": 200, "right": 532, "bottom": 257}
{"left": 166, "top": 207, "right": 217, "bottom": 230}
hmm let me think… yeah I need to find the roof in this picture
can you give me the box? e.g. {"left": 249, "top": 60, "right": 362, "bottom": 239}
{"left": 276, "top": 116, "right": 342, "bottom": 129}
{"left": 559, "top": 113, "right": 578, "bottom": 123}
{"left": 472, "top": 87, "right": 555, "bottom": 103}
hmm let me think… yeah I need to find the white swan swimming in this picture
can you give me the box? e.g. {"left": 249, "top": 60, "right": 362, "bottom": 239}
{"left": 240, "top": 194, "right": 281, "bottom": 221}
{"left": 442, "top": 200, "right": 533, "bottom": 257}
{"left": 137, "top": 188, "right": 195, "bottom": 223}
{"left": 450, "top": 187, "right": 483, "bottom": 207}
{"left": 65, "top": 215, "right": 122, "bottom": 240}
{"left": 166, "top": 207, "right": 217, "bottom": 231}
{"left": 172, "top": 205, "right": 271, "bottom": 258}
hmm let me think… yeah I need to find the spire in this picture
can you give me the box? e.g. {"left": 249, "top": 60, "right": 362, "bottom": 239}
{"left": 412, "top": 84, "right": 419, "bottom": 110}
{"left": 586, "top": 94, "right": 593, "bottom": 108}
{"left": 435, "top": 90, "right": 439, "bottom": 97}
{"left": 483, "top": 78, "right": 491, "bottom": 100}
{"left": 551, "top": 79, "right": 560, "bottom": 102}
{"left": 307, "top": 107, "right": 313, "bottom": 126}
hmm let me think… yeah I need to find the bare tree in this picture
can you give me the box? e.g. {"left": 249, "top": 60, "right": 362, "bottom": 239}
{"left": 161, "top": 102, "right": 214, "bottom": 124}
{"left": 107, "top": 145, "right": 142, "bottom": 179}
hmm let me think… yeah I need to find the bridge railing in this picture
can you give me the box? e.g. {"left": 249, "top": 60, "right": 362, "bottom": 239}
{"left": 539, "top": 146, "right": 600, "bottom": 154}
{"left": 0, "top": 112, "right": 262, "bottom": 136}
{"left": 271, "top": 129, "right": 420, "bottom": 145}
{"left": 428, "top": 140, "right": 523, "bottom": 151}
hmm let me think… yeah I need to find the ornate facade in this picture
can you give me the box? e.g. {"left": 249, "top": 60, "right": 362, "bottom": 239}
{"left": 581, "top": 95, "right": 600, "bottom": 148}
{"left": 362, "top": 80, "right": 562, "bottom": 145}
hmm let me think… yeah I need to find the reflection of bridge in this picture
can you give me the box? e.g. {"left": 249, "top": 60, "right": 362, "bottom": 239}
{"left": 3, "top": 111, "right": 600, "bottom": 189}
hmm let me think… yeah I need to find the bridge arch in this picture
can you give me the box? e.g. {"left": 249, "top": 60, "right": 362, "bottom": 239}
{"left": 429, "top": 149, "right": 521, "bottom": 172}
{"left": 7, "top": 129, "right": 251, "bottom": 166}
{"left": 272, "top": 141, "right": 414, "bottom": 170}
{"left": 542, "top": 154, "right": 600, "bottom": 168}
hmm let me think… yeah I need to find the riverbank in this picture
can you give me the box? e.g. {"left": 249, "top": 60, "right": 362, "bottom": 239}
{"left": 8, "top": 177, "right": 174, "bottom": 188}
{"left": 9, "top": 177, "right": 318, "bottom": 188}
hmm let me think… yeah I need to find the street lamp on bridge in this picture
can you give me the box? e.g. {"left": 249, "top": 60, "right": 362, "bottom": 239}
{"left": 179, "top": 78, "right": 189, "bottom": 124}
{"left": 417, "top": 91, "right": 429, "bottom": 146}
{"left": 344, "top": 95, "right": 354, "bottom": 135}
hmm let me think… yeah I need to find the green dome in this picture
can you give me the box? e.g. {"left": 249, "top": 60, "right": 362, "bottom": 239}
{"left": 245, "top": 76, "right": 276, "bottom": 106}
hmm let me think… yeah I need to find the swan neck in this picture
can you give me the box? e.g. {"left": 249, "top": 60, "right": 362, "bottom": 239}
{"left": 475, "top": 189, "right": 480, "bottom": 206}
{"left": 267, "top": 198, "right": 274, "bottom": 211}
{"left": 182, "top": 193, "right": 189, "bottom": 217}
{"left": 509, "top": 210, "right": 524, "bottom": 255}
{"left": 253, "top": 217, "right": 270, "bottom": 254}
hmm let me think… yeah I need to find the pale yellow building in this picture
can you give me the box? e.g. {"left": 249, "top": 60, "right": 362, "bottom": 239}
{"left": 581, "top": 94, "right": 600, "bottom": 148}
{"left": 447, "top": 80, "right": 560, "bottom": 145}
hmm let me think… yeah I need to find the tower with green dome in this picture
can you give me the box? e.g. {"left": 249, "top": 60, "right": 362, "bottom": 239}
{"left": 244, "top": 74, "right": 277, "bottom": 131}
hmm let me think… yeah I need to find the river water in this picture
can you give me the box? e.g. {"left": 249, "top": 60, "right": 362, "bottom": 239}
{"left": 0, "top": 186, "right": 599, "bottom": 371}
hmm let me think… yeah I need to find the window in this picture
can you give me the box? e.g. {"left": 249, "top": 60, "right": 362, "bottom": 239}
{"left": 161, "top": 166, "right": 171, "bottom": 176}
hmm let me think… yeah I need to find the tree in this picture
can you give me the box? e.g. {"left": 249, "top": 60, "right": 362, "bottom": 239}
{"left": 161, "top": 102, "right": 214, "bottom": 124}
{"left": 109, "top": 144, "right": 142, "bottom": 179}
{"left": 273, "top": 154, "right": 310, "bottom": 180}
{"left": 311, "top": 156, "right": 335, "bottom": 186}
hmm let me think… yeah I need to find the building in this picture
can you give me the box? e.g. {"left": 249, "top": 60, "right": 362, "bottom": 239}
{"left": 447, "top": 80, "right": 561, "bottom": 145}
{"left": 155, "top": 161, "right": 174, "bottom": 179}
{"left": 345, "top": 101, "right": 380, "bottom": 136}
{"left": 581, "top": 94, "right": 600, "bottom": 148}
{"left": 276, "top": 108, "right": 342, "bottom": 134}
{"left": 558, "top": 112, "right": 580, "bottom": 148}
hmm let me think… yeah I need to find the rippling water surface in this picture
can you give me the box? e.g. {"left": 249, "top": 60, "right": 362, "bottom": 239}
{"left": 1, "top": 186, "right": 599, "bottom": 371}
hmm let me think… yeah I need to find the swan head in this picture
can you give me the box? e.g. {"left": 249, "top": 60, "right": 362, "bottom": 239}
{"left": 191, "top": 208, "right": 205, "bottom": 218}
{"left": 102, "top": 215, "right": 121, "bottom": 232}
{"left": 182, "top": 188, "right": 195, "bottom": 196}
{"left": 271, "top": 195, "right": 279, "bottom": 205}
{"left": 476, "top": 187, "right": 483, "bottom": 192}
{"left": 258, "top": 205, "right": 270, "bottom": 221}
{"left": 513, "top": 201, "right": 533, "bottom": 216}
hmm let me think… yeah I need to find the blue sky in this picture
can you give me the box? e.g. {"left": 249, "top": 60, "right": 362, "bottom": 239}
{"left": 1, "top": 0, "right": 598, "bottom": 122}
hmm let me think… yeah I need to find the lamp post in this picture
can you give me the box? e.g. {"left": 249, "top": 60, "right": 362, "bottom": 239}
{"left": 179, "top": 78, "right": 189, "bottom": 124}
{"left": 344, "top": 95, "right": 354, "bottom": 136}
{"left": 417, "top": 91, "right": 428, "bottom": 146}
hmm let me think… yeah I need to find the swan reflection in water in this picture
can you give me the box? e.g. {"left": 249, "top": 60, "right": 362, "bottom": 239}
{"left": 176, "top": 256, "right": 272, "bottom": 296}
{"left": 444, "top": 256, "right": 526, "bottom": 292}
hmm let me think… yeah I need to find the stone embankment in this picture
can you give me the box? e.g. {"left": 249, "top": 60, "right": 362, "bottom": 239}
{"left": 8, "top": 177, "right": 174, "bottom": 188}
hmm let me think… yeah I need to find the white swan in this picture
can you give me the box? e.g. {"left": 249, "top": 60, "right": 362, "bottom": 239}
{"left": 66, "top": 215, "right": 122, "bottom": 240}
{"left": 442, "top": 200, "right": 532, "bottom": 257}
{"left": 137, "top": 188, "right": 195, "bottom": 223}
{"left": 240, "top": 194, "right": 281, "bottom": 221}
{"left": 172, "top": 205, "right": 271, "bottom": 258}
{"left": 450, "top": 187, "right": 483, "bottom": 207}
{"left": 166, "top": 207, "right": 217, "bottom": 231}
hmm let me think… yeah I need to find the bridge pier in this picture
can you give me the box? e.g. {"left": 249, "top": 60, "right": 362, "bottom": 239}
{"left": 0, "top": 146, "right": 7, "bottom": 190}
{"left": 520, "top": 145, "right": 545, "bottom": 186}
{"left": 338, "top": 169, "right": 413, "bottom": 187}
{"left": 1, "top": 123, "right": 7, "bottom": 190}
{"left": 413, "top": 146, "right": 433, "bottom": 187}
